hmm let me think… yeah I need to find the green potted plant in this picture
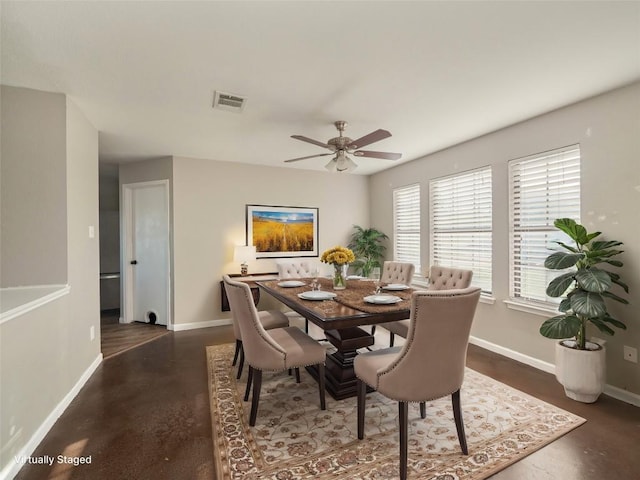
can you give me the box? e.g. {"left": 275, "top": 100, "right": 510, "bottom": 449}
{"left": 541, "top": 218, "right": 629, "bottom": 402}
{"left": 347, "top": 225, "right": 388, "bottom": 278}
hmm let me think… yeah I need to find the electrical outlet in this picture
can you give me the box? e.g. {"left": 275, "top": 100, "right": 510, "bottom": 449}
{"left": 623, "top": 346, "right": 637, "bottom": 363}
{"left": 90, "top": 326, "right": 95, "bottom": 341}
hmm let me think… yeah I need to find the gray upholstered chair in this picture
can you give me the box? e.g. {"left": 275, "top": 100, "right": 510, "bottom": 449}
{"left": 371, "top": 261, "right": 415, "bottom": 337}
{"left": 355, "top": 286, "right": 481, "bottom": 480}
{"left": 380, "top": 265, "right": 473, "bottom": 346}
{"left": 230, "top": 306, "right": 289, "bottom": 380}
{"left": 223, "top": 275, "right": 327, "bottom": 426}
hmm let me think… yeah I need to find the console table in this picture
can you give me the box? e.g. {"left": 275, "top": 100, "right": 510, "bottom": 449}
{"left": 220, "top": 273, "right": 278, "bottom": 311}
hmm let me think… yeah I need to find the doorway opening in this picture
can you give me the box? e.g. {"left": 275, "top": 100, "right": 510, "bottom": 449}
{"left": 122, "top": 180, "right": 171, "bottom": 329}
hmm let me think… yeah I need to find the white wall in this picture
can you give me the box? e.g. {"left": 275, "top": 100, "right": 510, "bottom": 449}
{"left": 370, "top": 81, "right": 640, "bottom": 396}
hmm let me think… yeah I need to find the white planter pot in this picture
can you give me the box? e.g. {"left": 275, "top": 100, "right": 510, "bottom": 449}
{"left": 555, "top": 340, "right": 606, "bottom": 403}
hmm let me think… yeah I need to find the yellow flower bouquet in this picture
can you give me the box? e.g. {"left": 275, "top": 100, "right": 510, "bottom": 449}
{"left": 321, "top": 246, "right": 355, "bottom": 289}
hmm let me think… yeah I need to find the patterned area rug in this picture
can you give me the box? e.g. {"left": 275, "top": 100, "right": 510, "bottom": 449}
{"left": 207, "top": 344, "right": 585, "bottom": 479}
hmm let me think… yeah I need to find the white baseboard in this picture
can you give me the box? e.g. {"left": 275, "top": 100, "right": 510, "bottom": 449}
{"left": 603, "top": 383, "right": 640, "bottom": 407}
{"left": 469, "top": 336, "right": 556, "bottom": 374}
{"left": 0, "top": 353, "right": 103, "bottom": 480}
{"left": 169, "top": 318, "right": 232, "bottom": 331}
{"left": 469, "top": 336, "right": 640, "bottom": 407}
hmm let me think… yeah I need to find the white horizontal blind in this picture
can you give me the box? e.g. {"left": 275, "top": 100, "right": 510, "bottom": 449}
{"left": 429, "top": 167, "right": 492, "bottom": 294}
{"left": 393, "top": 184, "right": 421, "bottom": 275}
{"left": 509, "top": 145, "right": 581, "bottom": 305}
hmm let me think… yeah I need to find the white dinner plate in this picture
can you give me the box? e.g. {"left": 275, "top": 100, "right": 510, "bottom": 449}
{"left": 278, "top": 280, "right": 305, "bottom": 288}
{"left": 382, "top": 284, "right": 410, "bottom": 291}
{"left": 298, "top": 291, "right": 337, "bottom": 301}
{"left": 347, "top": 275, "right": 364, "bottom": 280}
{"left": 364, "top": 294, "right": 402, "bottom": 304}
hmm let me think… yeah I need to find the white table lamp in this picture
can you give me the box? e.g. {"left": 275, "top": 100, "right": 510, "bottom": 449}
{"left": 234, "top": 245, "right": 256, "bottom": 275}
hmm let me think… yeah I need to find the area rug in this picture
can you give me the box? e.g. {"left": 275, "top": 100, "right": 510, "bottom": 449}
{"left": 207, "top": 344, "right": 585, "bottom": 479}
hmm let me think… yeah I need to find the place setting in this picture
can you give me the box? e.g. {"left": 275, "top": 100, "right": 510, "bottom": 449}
{"left": 363, "top": 280, "right": 410, "bottom": 304}
{"left": 363, "top": 293, "right": 402, "bottom": 305}
{"left": 272, "top": 269, "right": 339, "bottom": 302}
{"left": 297, "top": 272, "right": 337, "bottom": 301}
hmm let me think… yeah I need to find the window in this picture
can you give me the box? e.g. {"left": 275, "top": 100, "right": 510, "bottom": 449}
{"left": 429, "top": 167, "right": 492, "bottom": 294}
{"left": 509, "top": 145, "right": 581, "bottom": 306}
{"left": 393, "top": 184, "right": 421, "bottom": 275}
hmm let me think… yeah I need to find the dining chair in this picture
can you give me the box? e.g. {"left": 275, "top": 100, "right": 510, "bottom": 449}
{"left": 223, "top": 275, "right": 327, "bottom": 426}
{"left": 276, "top": 259, "right": 317, "bottom": 333}
{"left": 380, "top": 265, "right": 473, "bottom": 346}
{"left": 380, "top": 261, "right": 415, "bottom": 285}
{"left": 371, "top": 261, "right": 415, "bottom": 337}
{"left": 276, "top": 259, "right": 314, "bottom": 279}
{"left": 230, "top": 304, "right": 289, "bottom": 380}
{"left": 354, "top": 286, "right": 481, "bottom": 480}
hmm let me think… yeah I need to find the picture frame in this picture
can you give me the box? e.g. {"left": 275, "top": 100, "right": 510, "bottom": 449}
{"left": 246, "top": 204, "right": 319, "bottom": 258}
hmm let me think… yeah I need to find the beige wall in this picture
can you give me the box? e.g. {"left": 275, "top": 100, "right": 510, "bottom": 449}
{"left": 117, "top": 156, "right": 369, "bottom": 329}
{"left": 99, "top": 164, "right": 121, "bottom": 309}
{"left": 172, "top": 156, "right": 369, "bottom": 327}
{"left": 370, "top": 81, "right": 640, "bottom": 396}
{"left": 99, "top": 163, "right": 120, "bottom": 273}
{"left": 0, "top": 88, "right": 101, "bottom": 475}
{"left": 0, "top": 86, "right": 68, "bottom": 286}
{"left": 65, "top": 96, "right": 101, "bottom": 370}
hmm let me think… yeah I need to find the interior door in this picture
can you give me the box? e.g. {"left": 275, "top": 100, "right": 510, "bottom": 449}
{"left": 123, "top": 181, "right": 170, "bottom": 327}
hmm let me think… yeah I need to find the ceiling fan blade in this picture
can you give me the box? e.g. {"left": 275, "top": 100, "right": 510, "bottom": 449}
{"left": 284, "top": 152, "right": 333, "bottom": 163}
{"left": 346, "top": 129, "right": 392, "bottom": 149}
{"left": 291, "top": 135, "right": 331, "bottom": 149}
{"left": 353, "top": 150, "right": 402, "bottom": 160}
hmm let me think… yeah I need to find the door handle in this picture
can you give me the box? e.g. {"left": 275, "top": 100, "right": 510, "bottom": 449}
{"left": 130, "top": 260, "right": 138, "bottom": 265}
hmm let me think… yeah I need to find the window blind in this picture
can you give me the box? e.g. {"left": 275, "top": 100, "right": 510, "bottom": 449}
{"left": 429, "top": 167, "right": 492, "bottom": 294}
{"left": 509, "top": 145, "right": 581, "bottom": 305}
{"left": 393, "top": 184, "right": 421, "bottom": 275}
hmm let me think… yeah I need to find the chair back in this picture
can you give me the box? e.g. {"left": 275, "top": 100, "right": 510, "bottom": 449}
{"left": 377, "top": 286, "right": 481, "bottom": 401}
{"left": 428, "top": 266, "right": 473, "bottom": 290}
{"left": 222, "top": 275, "right": 286, "bottom": 371}
{"left": 276, "top": 260, "right": 313, "bottom": 279}
{"left": 229, "top": 306, "right": 242, "bottom": 341}
{"left": 380, "top": 261, "right": 415, "bottom": 284}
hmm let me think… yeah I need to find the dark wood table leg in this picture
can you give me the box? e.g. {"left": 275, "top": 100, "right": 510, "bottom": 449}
{"left": 306, "top": 327, "right": 374, "bottom": 400}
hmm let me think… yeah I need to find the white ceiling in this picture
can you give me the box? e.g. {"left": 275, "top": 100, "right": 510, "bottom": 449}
{"left": 2, "top": 1, "right": 639, "bottom": 175}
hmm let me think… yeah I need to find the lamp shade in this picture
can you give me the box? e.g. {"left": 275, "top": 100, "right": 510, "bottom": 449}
{"left": 234, "top": 245, "right": 256, "bottom": 263}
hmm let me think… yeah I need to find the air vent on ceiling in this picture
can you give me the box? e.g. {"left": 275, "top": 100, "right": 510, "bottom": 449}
{"left": 213, "top": 91, "right": 246, "bottom": 112}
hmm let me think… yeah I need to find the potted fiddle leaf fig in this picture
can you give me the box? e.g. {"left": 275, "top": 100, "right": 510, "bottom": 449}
{"left": 541, "top": 218, "right": 629, "bottom": 402}
{"left": 347, "top": 225, "right": 388, "bottom": 278}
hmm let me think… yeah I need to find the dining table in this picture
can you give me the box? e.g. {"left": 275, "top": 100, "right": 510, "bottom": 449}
{"left": 257, "top": 277, "right": 416, "bottom": 400}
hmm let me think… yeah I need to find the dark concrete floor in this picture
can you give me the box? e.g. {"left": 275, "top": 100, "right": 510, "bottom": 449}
{"left": 13, "top": 325, "right": 640, "bottom": 480}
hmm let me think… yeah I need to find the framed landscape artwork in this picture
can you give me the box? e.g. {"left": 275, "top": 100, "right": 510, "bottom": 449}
{"left": 246, "top": 204, "right": 319, "bottom": 258}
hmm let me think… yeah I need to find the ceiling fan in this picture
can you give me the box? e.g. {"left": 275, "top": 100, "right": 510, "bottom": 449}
{"left": 285, "top": 121, "right": 402, "bottom": 172}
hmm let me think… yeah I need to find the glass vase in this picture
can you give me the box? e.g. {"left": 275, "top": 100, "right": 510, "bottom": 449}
{"left": 333, "top": 264, "right": 348, "bottom": 290}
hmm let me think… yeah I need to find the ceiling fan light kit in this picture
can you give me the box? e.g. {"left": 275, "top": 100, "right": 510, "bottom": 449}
{"left": 286, "top": 121, "right": 402, "bottom": 172}
{"left": 325, "top": 151, "right": 358, "bottom": 173}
